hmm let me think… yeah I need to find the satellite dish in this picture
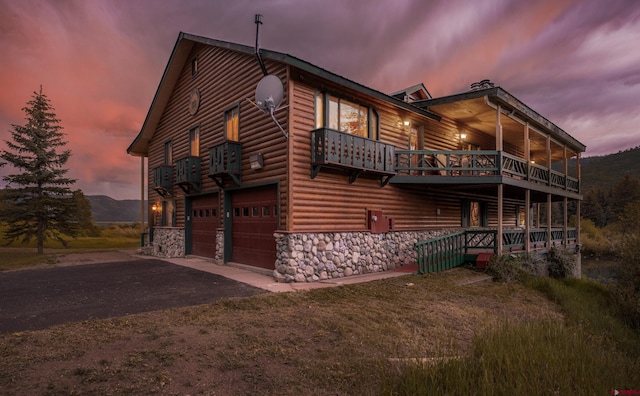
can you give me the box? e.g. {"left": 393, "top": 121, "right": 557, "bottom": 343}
{"left": 253, "top": 74, "right": 288, "bottom": 138}
{"left": 255, "top": 75, "right": 284, "bottom": 113}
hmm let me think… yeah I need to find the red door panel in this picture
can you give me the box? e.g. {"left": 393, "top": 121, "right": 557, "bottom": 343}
{"left": 231, "top": 185, "right": 278, "bottom": 269}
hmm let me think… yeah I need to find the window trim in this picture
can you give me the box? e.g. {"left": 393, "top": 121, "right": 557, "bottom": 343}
{"left": 462, "top": 199, "right": 488, "bottom": 228}
{"left": 224, "top": 103, "right": 240, "bottom": 142}
{"left": 191, "top": 56, "right": 198, "bottom": 77}
{"left": 163, "top": 139, "right": 173, "bottom": 165}
{"left": 189, "top": 125, "right": 200, "bottom": 157}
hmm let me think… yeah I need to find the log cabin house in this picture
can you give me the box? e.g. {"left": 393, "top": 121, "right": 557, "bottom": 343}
{"left": 127, "top": 32, "right": 584, "bottom": 282}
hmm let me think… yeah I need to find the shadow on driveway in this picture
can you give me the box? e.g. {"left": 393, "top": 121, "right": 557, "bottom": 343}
{"left": 0, "top": 259, "right": 266, "bottom": 333}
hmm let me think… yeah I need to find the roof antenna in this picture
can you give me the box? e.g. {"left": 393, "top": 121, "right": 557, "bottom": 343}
{"left": 254, "top": 14, "right": 268, "bottom": 76}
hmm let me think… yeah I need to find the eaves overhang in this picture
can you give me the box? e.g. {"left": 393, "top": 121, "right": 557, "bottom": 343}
{"left": 413, "top": 87, "right": 587, "bottom": 153}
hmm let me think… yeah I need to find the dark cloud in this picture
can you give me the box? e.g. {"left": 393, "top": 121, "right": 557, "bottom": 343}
{"left": 0, "top": 0, "right": 638, "bottom": 198}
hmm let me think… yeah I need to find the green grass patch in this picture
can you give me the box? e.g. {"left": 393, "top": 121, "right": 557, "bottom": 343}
{"left": 0, "top": 222, "right": 140, "bottom": 271}
{"left": 381, "top": 277, "right": 640, "bottom": 395}
{"left": 0, "top": 249, "right": 57, "bottom": 271}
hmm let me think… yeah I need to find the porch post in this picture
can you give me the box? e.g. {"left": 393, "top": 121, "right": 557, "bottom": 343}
{"left": 576, "top": 152, "right": 582, "bottom": 246}
{"left": 496, "top": 104, "right": 503, "bottom": 151}
{"left": 525, "top": 189, "right": 531, "bottom": 252}
{"left": 498, "top": 184, "right": 504, "bottom": 254}
{"left": 140, "top": 156, "right": 145, "bottom": 234}
{"left": 547, "top": 193, "right": 552, "bottom": 248}
{"left": 563, "top": 197, "right": 568, "bottom": 247}
{"left": 496, "top": 106, "right": 503, "bottom": 254}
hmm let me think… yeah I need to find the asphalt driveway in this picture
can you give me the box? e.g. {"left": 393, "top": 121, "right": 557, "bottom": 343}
{"left": 0, "top": 258, "right": 266, "bottom": 333}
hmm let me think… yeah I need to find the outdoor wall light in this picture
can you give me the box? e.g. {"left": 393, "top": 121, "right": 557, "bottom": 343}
{"left": 250, "top": 153, "right": 264, "bottom": 170}
{"left": 459, "top": 133, "right": 467, "bottom": 140}
{"left": 403, "top": 120, "right": 410, "bottom": 126}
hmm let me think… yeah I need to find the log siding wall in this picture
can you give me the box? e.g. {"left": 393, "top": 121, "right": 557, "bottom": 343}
{"left": 148, "top": 44, "right": 289, "bottom": 230}
{"left": 288, "top": 72, "right": 517, "bottom": 232}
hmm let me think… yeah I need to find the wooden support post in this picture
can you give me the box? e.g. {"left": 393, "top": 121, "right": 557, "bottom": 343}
{"left": 496, "top": 105, "right": 503, "bottom": 151}
{"left": 498, "top": 184, "right": 504, "bottom": 254}
{"left": 563, "top": 197, "right": 568, "bottom": 247}
{"left": 140, "top": 157, "right": 145, "bottom": 234}
{"left": 547, "top": 193, "right": 552, "bottom": 248}
{"left": 546, "top": 135, "right": 551, "bottom": 186}
{"left": 525, "top": 189, "right": 531, "bottom": 252}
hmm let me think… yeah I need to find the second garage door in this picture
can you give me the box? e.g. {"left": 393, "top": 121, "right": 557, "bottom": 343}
{"left": 230, "top": 185, "right": 278, "bottom": 269}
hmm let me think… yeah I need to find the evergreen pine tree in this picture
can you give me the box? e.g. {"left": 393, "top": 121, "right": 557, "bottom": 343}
{"left": 0, "top": 87, "right": 77, "bottom": 254}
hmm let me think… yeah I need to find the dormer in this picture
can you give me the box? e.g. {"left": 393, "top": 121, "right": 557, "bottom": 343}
{"left": 390, "top": 83, "right": 432, "bottom": 103}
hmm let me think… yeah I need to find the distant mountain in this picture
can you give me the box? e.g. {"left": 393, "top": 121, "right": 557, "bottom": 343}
{"left": 87, "top": 195, "right": 146, "bottom": 223}
{"left": 571, "top": 146, "right": 640, "bottom": 193}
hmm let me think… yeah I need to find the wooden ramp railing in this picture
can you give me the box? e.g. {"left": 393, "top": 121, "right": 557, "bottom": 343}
{"left": 414, "top": 230, "right": 497, "bottom": 274}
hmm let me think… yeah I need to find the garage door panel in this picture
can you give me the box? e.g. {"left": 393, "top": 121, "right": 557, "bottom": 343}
{"left": 231, "top": 185, "right": 278, "bottom": 269}
{"left": 190, "top": 194, "right": 218, "bottom": 258}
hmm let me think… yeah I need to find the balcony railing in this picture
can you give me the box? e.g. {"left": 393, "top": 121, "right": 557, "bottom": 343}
{"left": 503, "top": 227, "right": 578, "bottom": 251}
{"left": 209, "top": 141, "right": 242, "bottom": 188}
{"left": 394, "top": 150, "right": 579, "bottom": 194}
{"left": 311, "top": 128, "right": 395, "bottom": 185}
{"left": 152, "top": 165, "right": 174, "bottom": 197}
{"left": 396, "top": 150, "right": 499, "bottom": 176}
{"left": 175, "top": 156, "right": 201, "bottom": 193}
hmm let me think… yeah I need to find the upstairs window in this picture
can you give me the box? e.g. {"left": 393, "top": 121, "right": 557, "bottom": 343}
{"left": 189, "top": 126, "right": 200, "bottom": 156}
{"left": 225, "top": 105, "right": 239, "bottom": 141}
{"left": 315, "top": 92, "right": 377, "bottom": 139}
{"left": 164, "top": 140, "right": 172, "bottom": 164}
{"left": 191, "top": 56, "right": 198, "bottom": 77}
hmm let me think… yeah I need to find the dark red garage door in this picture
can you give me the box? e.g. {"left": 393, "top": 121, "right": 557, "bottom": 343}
{"left": 231, "top": 185, "right": 278, "bottom": 269}
{"left": 190, "top": 193, "right": 218, "bottom": 258}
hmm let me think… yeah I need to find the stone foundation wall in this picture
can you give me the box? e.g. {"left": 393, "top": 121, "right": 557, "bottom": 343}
{"left": 215, "top": 230, "right": 224, "bottom": 263}
{"left": 273, "top": 230, "right": 456, "bottom": 283}
{"left": 152, "top": 227, "right": 185, "bottom": 258}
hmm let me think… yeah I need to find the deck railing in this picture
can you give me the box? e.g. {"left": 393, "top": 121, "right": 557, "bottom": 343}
{"left": 208, "top": 141, "right": 242, "bottom": 187}
{"left": 415, "top": 227, "right": 577, "bottom": 273}
{"left": 175, "top": 156, "right": 201, "bottom": 193}
{"left": 209, "top": 142, "right": 242, "bottom": 176}
{"left": 311, "top": 128, "right": 395, "bottom": 180}
{"left": 395, "top": 150, "right": 579, "bottom": 193}
{"left": 152, "top": 165, "right": 173, "bottom": 189}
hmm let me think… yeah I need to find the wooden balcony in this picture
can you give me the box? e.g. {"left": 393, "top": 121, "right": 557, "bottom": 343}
{"left": 311, "top": 128, "right": 395, "bottom": 186}
{"left": 208, "top": 142, "right": 242, "bottom": 188}
{"left": 393, "top": 150, "right": 580, "bottom": 196}
{"left": 175, "top": 156, "right": 201, "bottom": 194}
{"left": 152, "top": 165, "right": 173, "bottom": 197}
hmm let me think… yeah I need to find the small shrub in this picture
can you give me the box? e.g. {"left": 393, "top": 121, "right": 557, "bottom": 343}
{"left": 487, "top": 253, "right": 544, "bottom": 283}
{"left": 547, "top": 248, "right": 576, "bottom": 279}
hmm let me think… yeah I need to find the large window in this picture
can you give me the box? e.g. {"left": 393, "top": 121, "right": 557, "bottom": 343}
{"left": 189, "top": 126, "right": 199, "bottom": 156}
{"left": 225, "top": 106, "right": 239, "bottom": 141}
{"left": 315, "top": 92, "right": 377, "bottom": 139}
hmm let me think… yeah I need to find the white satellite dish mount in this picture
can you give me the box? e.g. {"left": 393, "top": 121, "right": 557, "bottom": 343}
{"left": 250, "top": 14, "right": 288, "bottom": 139}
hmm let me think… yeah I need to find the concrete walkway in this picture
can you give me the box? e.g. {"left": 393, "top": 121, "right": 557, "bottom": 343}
{"left": 137, "top": 252, "right": 417, "bottom": 292}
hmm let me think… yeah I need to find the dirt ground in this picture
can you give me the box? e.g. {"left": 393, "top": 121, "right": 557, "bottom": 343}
{"left": 0, "top": 253, "right": 564, "bottom": 395}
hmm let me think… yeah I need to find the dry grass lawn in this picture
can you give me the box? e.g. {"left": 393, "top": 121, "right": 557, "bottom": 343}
{"left": 0, "top": 268, "right": 562, "bottom": 395}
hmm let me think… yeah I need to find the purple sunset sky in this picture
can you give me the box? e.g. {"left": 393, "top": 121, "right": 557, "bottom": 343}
{"left": 0, "top": 0, "right": 638, "bottom": 199}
